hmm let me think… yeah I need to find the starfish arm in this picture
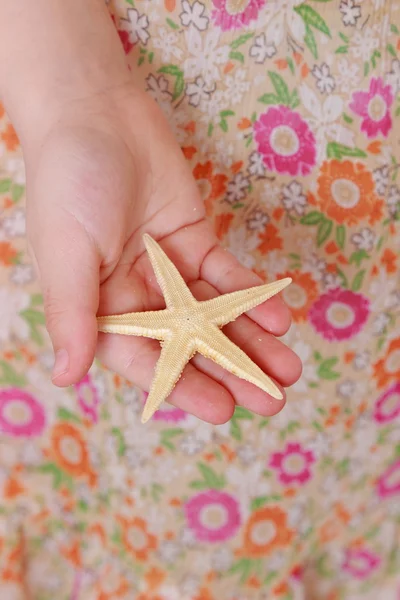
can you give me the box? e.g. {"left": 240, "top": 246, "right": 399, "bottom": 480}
{"left": 201, "top": 278, "right": 292, "bottom": 327}
{"left": 143, "top": 234, "right": 196, "bottom": 309}
{"left": 196, "top": 326, "right": 283, "bottom": 399}
{"left": 141, "top": 333, "right": 195, "bottom": 423}
{"left": 97, "top": 309, "right": 173, "bottom": 341}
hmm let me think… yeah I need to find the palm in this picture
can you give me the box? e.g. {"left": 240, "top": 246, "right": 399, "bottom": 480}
{"left": 31, "top": 86, "right": 301, "bottom": 423}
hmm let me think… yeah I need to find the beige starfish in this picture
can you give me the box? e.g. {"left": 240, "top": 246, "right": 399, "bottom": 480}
{"left": 97, "top": 234, "right": 292, "bottom": 423}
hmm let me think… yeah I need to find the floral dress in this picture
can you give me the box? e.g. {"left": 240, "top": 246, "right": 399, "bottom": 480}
{"left": 1, "top": 0, "right": 400, "bottom": 598}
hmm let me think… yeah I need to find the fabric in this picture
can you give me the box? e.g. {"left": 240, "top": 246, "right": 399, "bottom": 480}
{"left": 1, "top": 0, "right": 400, "bottom": 598}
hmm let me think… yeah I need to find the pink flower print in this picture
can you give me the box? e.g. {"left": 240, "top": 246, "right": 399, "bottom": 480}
{"left": 185, "top": 490, "right": 241, "bottom": 542}
{"left": 269, "top": 442, "right": 315, "bottom": 486}
{"left": 0, "top": 388, "right": 45, "bottom": 437}
{"left": 309, "top": 288, "right": 369, "bottom": 342}
{"left": 254, "top": 106, "right": 316, "bottom": 176}
{"left": 74, "top": 374, "right": 100, "bottom": 423}
{"left": 142, "top": 392, "right": 187, "bottom": 423}
{"left": 212, "top": 0, "right": 266, "bottom": 31}
{"left": 342, "top": 547, "right": 381, "bottom": 579}
{"left": 350, "top": 77, "right": 393, "bottom": 138}
{"left": 374, "top": 383, "right": 400, "bottom": 424}
{"left": 377, "top": 460, "right": 400, "bottom": 499}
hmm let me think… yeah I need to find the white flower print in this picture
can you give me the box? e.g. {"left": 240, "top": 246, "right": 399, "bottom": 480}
{"left": 224, "top": 68, "right": 250, "bottom": 105}
{"left": 10, "top": 264, "right": 34, "bottom": 285}
{"left": 373, "top": 164, "right": 389, "bottom": 196}
{"left": 153, "top": 28, "right": 183, "bottom": 63}
{"left": 351, "top": 227, "right": 375, "bottom": 251}
{"left": 323, "top": 272, "right": 343, "bottom": 289}
{"left": 179, "top": 0, "right": 209, "bottom": 31}
{"left": 351, "top": 28, "right": 379, "bottom": 61}
{"left": 159, "top": 540, "right": 182, "bottom": 564}
{"left": 387, "top": 185, "right": 400, "bottom": 218}
{"left": 337, "top": 379, "right": 356, "bottom": 399}
{"left": 2, "top": 208, "right": 25, "bottom": 237}
{"left": 225, "top": 173, "right": 250, "bottom": 204}
{"left": 1, "top": 156, "right": 26, "bottom": 185}
{"left": 183, "top": 28, "right": 230, "bottom": 86}
{"left": 387, "top": 59, "right": 400, "bottom": 94}
{"left": 336, "top": 58, "right": 360, "bottom": 94}
{"left": 249, "top": 34, "right": 276, "bottom": 64}
{"left": 372, "top": 312, "right": 390, "bottom": 335}
{"left": 146, "top": 73, "right": 172, "bottom": 103}
{"left": 261, "top": 182, "right": 281, "bottom": 207}
{"left": 236, "top": 444, "right": 257, "bottom": 465}
{"left": 340, "top": 0, "right": 361, "bottom": 26}
{"left": 266, "top": 0, "right": 305, "bottom": 47}
{"left": 121, "top": 8, "right": 150, "bottom": 45}
{"left": 226, "top": 226, "right": 258, "bottom": 269}
{"left": 353, "top": 351, "right": 370, "bottom": 370}
{"left": 312, "top": 63, "right": 335, "bottom": 94}
{"left": 0, "top": 288, "right": 30, "bottom": 343}
{"left": 303, "top": 253, "right": 326, "bottom": 282}
{"left": 212, "top": 547, "right": 233, "bottom": 572}
{"left": 186, "top": 76, "right": 215, "bottom": 107}
{"left": 282, "top": 181, "right": 307, "bottom": 215}
{"left": 199, "top": 89, "right": 228, "bottom": 125}
{"left": 261, "top": 250, "right": 289, "bottom": 280}
{"left": 180, "top": 433, "right": 204, "bottom": 455}
{"left": 246, "top": 208, "right": 269, "bottom": 231}
{"left": 300, "top": 83, "right": 354, "bottom": 162}
{"left": 248, "top": 151, "right": 266, "bottom": 177}
{"left": 291, "top": 340, "right": 318, "bottom": 393}
{"left": 225, "top": 462, "right": 271, "bottom": 517}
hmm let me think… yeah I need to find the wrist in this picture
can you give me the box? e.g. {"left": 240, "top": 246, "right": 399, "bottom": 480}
{"left": 0, "top": 0, "right": 131, "bottom": 146}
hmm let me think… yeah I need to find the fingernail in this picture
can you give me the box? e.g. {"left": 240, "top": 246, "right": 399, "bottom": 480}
{"left": 52, "top": 349, "right": 69, "bottom": 380}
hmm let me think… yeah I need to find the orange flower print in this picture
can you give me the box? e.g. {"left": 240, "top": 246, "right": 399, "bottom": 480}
{"left": 193, "top": 161, "right": 228, "bottom": 216}
{"left": 0, "top": 242, "right": 18, "bottom": 266}
{"left": 316, "top": 160, "right": 383, "bottom": 225}
{"left": 277, "top": 271, "right": 318, "bottom": 322}
{"left": 381, "top": 248, "right": 397, "bottom": 274}
{"left": 257, "top": 224, "right": 283, "bottom": 255}
{"left": 373, "top": 338, "right": 400, "bottom": 389}
{"left": 241, "top": 506, "right": 294, "bottom": 558}
{"left": 1, "top": 124, "right": 19, "bottom": 152}
{"left": 214, "top": 213, "right": 234, "bottom": 240}
{"left": 118, "top": 515, "right": 157, "bottom": 561}
{"left": 50, "top": 423, "right": 96, "bottom": 485}
{"left": 96, "top": 564, "right": 129, "bottom": 600}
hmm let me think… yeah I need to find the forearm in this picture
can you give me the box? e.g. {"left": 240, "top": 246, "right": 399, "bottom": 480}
{"left": 0, "top": 0, "right": 130, "bottom": 142}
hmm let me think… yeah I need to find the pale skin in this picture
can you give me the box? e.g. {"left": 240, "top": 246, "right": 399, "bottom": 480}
{"left": 0, "top": 0, "right": 302, "bottom": 424}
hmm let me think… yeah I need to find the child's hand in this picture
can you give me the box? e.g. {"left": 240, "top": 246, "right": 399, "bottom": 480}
{"left": 1, "top": 0, "right": 301, "bottom": 423}
{"left": 26, "top": 85, "right": 301, "bottom": 423}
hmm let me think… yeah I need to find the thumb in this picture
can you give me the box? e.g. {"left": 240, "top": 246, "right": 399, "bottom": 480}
{"left": 29, "top": 208, "right": 100, "bottom": 386}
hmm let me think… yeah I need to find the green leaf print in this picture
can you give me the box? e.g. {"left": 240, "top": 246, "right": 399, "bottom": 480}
{"left": 20, "top": 308, "right": 45, "bottom": 325}
{"left": 12, "top": 185, "right": 25, "bottom": 203}
{"left": 160, "top": 428, "right": 184, "bottom": 451}
{"left": 387, "top": 43, "right": 397, "bottom": 58}
{"left": 111, "top": 427, "right": 127, "bottom": 456}
{"left": 230, "top": 33, "right": 254, "bottom": 49}
{"left": 230, "top": 418, "right": 242, "bottom": 441}
{"left": 0, "top": 179, "right": 11, "bottom": 193}
{"left": 335, "top": 46, "right": 349, "bottom": 54}
{"left": 229, "top": 50, "right": 245, "bottom": 63}
{"left": 304, "top": 25, "right": 318, "bottom": 59}
{"left": 336, "top": 225, "right": 346, "bottom": 250}
{"left": 172, "top": 75, "right": 185, "bottom": 101}
{"left": 258, "top": 93, "right": 280, "bottom": 105}
{"left": 295, "top": 4, "right": 331, "bottom": 37}
{"left": 349, "top": 249, "right": 369, "bottom": 267}
{"left": 317, "top": 357, "right": 340, "bottom": 380}
{"left": 234, "top": 406, "right": 254, "bottom": 420}
{"left": 190, "top": 463, "right": 226, "bottom": 490}
{"left": 166, "top": 17, "right": 179, "bottom": 30}
{"left": 229, "top": 558, "right": 254, "bottom": 583}
{"left": 57, "top": 407, "right": 81, "bottom": 424}
{"left": 351, "top": 269, "right": 366, "bottom": 292}
{"left": 158, "top": 64, "right": 183, "bottom": 77}
{"left": 268, "top": 72, "right": 291, "bottom": 106}
{"left": 0, "top": 361, "right": 26, "bottom": 386}
{"left": 327, "top": 142, "right": 367, "bottom": 160}
{"left": 300, "top": 211, "right": 324, "bottom": 225}
{"left": 317, "top": 218, "right": 333, "bottom": 246}
{"left": 250, "top": 496, "right": 269, "bottom": 510}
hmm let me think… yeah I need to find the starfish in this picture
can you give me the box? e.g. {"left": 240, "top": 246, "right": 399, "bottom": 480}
{"left": 97, "top": 234, "right": 292, "bottom": 423}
